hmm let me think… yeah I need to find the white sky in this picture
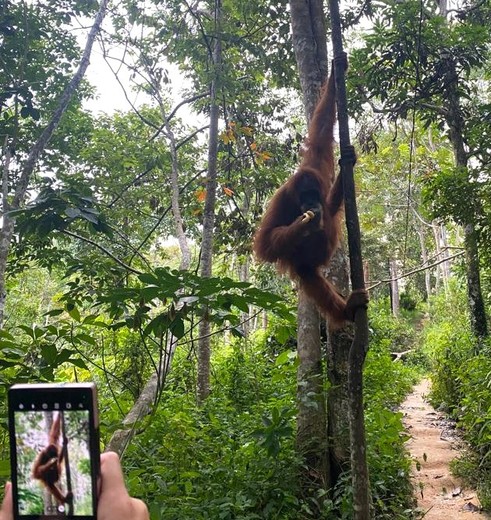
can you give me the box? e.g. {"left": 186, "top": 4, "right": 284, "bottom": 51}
{"left": 83, "top": 41, "right": 144, "bottom": 114}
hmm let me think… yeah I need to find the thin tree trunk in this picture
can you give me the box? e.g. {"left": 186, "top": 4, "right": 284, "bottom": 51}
{"left": 239, "top": 258, "right": 250, "bottom": 338}
{"left": 140, "top": 59, "right": 191, "bottom": 271}
{"left": 439, "top": 223, "right": 451, "bottom": 289}
{"left": 417, "top": 221, "right": 431, "bottom": 299}
{"left": 432, "top": 221, "right": 449, "bottom": 293}
{"left": 0, "top": 139, "right": 12, "bottom": 326}
{"left": 0, "top": 0, "right": 109, "bottom": 328}
{"left": 197, "top": 0, "right": 222, "bottom": 404}
{"left": 289, "top": 0, "right": 330, "bottom": 497}
{"left": 60, "top": 412, "right": 73, "bottom": 516}
{"left": 159, "top": 106, "right": 191, "bottom": 270}
{"left": 43, "top": 413, "right": 54, "bottom": 514}
{"left": 463, "top": 223, "right": 487, "bottom": 340}
{"left": 389, "top": 259, "right": 400, "bottom": 316}
{"left": 329, "top": 0, "right": 371, "bottom": 516}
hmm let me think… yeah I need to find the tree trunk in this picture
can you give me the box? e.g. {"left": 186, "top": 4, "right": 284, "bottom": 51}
{"left": 443, "top": 55, "right": 487, "bottom": 340}
{"left": 60, "top": 412, "right": 73, "bottom": 516}
{"left": 389, "top": 259, "right": 400, "bottom": 316}
{"left": 439, "top": 224, "right": 451, "bottom": 289}
{"left": 463, "top": 223, "right": 487, "bottom": 340}
{"left": 326, "top": 250, "right": 352, "bottom": 483}
{"left": 0, "top": 0, "right": 109, "bottom": 328}
{"left": 296, "top": 290, "right": 329, "bottom": 489}
{"left": 289, "top": 0, "right": 328, "bottom": 119}
{"left": 329, "top": 0, "right": 371, "bottom": 516}
{"left": 197, "top": 0, "right": 222, "bottom": 404}
{"left": 105, "top": 334, "right": 176, "bottom": 455}
{"left": 163, "top": 115, "right": 191, "bottom": 270}
{"left": 432, "top": 221, "right": 450, "bottom": 293}
{"left": 140, "top": 58, "right": 192, "bottom": 271}
{"left": 415, "top": 217, "right": 431, "bottom": 299}
{"left": 239, "top": 258, "right": 250, "bottom": 338}
{"left": 289, "top": 0, "right": 331, "bottom": 498}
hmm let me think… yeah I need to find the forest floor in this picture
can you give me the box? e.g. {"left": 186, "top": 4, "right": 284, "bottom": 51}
{"left": 402, "top": 379, "right": 490, "bottom": 519}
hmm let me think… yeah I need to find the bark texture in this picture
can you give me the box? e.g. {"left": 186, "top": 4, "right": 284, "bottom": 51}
{"left": 329, "top": 0, "right": 371, "bottom": 516}
{"left": 326, "top": 250, "right": 352, "bottom": 482}
{"left": 197, "top": 0, "right": 222, "bottom": 403}
{"left": 289, "top": 0, "right": 330, "bottom": 496}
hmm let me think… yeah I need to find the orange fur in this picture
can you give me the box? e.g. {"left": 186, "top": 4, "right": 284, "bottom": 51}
{"left": 253, "top": 69, "right": 366, "bottom": 327}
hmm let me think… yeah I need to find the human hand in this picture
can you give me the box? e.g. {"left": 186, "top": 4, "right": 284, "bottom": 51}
{"left": 98, "top": 451, "right": 149, "bottom": 520}
{"left": 0, "top": 452, "right": 149, "bottom": 520}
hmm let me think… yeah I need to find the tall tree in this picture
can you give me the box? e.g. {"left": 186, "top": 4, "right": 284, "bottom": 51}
{"left": 197, "top": 0, "right": 223, "bottom": 403}
{"left": 0, "top": 0, "right": 109, "bottom": 325}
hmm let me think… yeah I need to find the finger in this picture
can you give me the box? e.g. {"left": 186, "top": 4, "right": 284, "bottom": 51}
{"left": 0, "top": 482, "right": 13, "bottom": 520}
{"left": 100, "top": 452, "right": 128, "bottom": 495}
{"left": 131, "top": 498, "right": 150, "bottom": 519}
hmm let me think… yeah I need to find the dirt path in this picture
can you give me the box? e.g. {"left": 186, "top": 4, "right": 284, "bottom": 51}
{"left": 402, "top": 379, "right": 489, "bottom": 519}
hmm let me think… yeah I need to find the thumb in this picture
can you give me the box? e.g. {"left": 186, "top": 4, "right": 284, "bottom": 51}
{"left": 0, "top": 482, "right": 13, "bottom": 520}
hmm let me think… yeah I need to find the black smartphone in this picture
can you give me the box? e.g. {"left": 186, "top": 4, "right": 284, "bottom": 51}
{"left": 8, "top": 383, "right": 100, "bottom": 520}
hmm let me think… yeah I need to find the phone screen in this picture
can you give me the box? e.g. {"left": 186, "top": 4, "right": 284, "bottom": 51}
{"left": 8, "top": 384, "right": 99, "bottom": 520}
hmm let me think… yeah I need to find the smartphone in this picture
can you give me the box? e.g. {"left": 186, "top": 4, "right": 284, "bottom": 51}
{"left": 8, "top": 383, "right": 100, "bottom": 520}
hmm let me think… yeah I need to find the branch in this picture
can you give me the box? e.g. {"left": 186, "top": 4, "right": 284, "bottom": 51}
{"left": 367, "top": 250, "right": 465, "bottom": 290}
{"left": 129, "top": 168, "right": 207, "bottom": 263}
{"left": 150, "top": 93, "right": 209, "bottom": 142}
{"left": 108, "top": 165, "right": 155, "bottom": 208}
{"left": 176, "top": 125, "right": 209, "bottom": 149}
{"left": 61, "top": 229, "right": 142, "bottom": 275}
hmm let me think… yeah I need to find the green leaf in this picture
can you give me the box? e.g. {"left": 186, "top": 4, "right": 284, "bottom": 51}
{"left": 80, "top": 210, "right": 99, "bottom": 224}
{"left": 65, "top": 207, "right": 82, "bottom": 219}
{"left": 170, "top": 318, "right": 185, "bottom": 339}
{"left": 66, "top": 303, "right": 81, "bottom": 322}
{"left": 0, "top": 346, "right": 24, "bottom": 358}
{"left": 138, "top": 273, "right": 158, "bottom": 285}
{"left": 44, "top": 309, "right": 64, "bottom": 317}
{"left": 57, "top": 349, "right": 74, "bottom": 364}
{"left": 69, "top": 358, "right": 89, "bottom": 370}
{"left": 0, "top": 329, "right": 14, "bottom": 340}
{"left": 41, "top": 344, "right": 57, "bottom": 364}
{"left": 229, "top": 295, "right": 249, "bottom": 313}
{"left": 76, "top": 333, "right": 96, "bottom": 346}
{"left": 275, "top": 351, "right": 290, "bottom": 366}
{"left": 140, "top": 285, "right": 162, "bottom": 301}
{"left": 18, "top": 325, "right": 35, "bottom": 339}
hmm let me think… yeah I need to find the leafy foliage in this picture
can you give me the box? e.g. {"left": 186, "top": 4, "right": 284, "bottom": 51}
{"left": 10, "top": 182, "right": 112, "bottom": 238}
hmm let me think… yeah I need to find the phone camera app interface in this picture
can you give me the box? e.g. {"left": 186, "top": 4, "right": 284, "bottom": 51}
{"left": 13, "top": 404, "right": 94, "bottom": 517}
